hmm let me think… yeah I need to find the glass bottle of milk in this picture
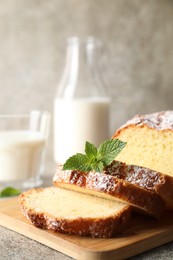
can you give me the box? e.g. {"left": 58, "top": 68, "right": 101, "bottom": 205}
{"left": 54, "top": 37, "right": 110, "bottom": 164}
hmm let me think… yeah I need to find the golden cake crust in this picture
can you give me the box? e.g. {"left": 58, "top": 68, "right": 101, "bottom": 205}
{"left": 105, "top": 161, "right": 173, "bottom": 209}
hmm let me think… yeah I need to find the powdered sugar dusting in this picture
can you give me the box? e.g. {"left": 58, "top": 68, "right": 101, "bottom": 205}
{"left": 106, "top": 161, "right": 162, "bottom": 190}
{"left": 118, "top": 111, "right": 173, "bottom": 131}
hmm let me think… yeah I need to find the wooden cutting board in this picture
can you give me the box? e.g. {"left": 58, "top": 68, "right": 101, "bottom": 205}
{"left": 0, "top": 198, "right": 173, "bottom": 260}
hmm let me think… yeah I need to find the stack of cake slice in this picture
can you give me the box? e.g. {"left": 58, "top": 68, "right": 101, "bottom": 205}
{"left": 19, "top": 111, "right": 173, "bottom": 238}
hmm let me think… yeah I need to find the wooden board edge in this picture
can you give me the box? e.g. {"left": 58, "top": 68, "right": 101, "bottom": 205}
{"left": 104, "top": 230, "right": 173, "bottom": 260}
{"left": 1, "top": 211, "right": 173, "bottom": 260}
{"left": 0, "top": 212, "right": 104, "bottom": 260}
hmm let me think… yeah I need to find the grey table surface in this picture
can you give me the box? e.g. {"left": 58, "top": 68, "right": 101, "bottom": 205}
{"left": 1, "top": 178, "right": 173, "bottom": 260}
{"left": 1, "top": 225, "right": 173, "bottom": 260}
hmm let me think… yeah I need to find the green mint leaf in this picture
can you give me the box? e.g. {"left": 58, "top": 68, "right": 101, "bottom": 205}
{"left": 63, "top": 139, "right": 126, "bottom": 172}
{"left": 91, "top": 161, "right": 104, "bottom": 172}
{"left": 97, "top": 139, "right": 127, "bottom": 166}
{"left": 85, "top": 141, "right": 97, "bottom": 159}
{"left": 63, "top": 153, "right": 92, "bottom": 172}
{"left": 0, "top": 187, "right": 21, "bottom": 198}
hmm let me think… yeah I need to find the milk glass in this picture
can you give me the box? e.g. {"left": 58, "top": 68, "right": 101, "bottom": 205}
{"left": 54, "top": 37, "right": 110, "bottom": 164}
{"left": 0, "top": 111, "right": 50, "bottom": 190}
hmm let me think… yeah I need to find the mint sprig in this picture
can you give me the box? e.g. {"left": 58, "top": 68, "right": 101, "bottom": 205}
{"left": 63, "top": 139, "right": 126, "bottom": 172}
{"left": 0, "top": 187, "right": 21, "bottom": 198}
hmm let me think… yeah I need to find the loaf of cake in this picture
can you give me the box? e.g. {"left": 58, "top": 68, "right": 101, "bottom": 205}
{"left": 113, "top": 111, "right": 173, "bottom": 209}
{"left": 53, "top": 164, "right": 165, "bottom": 219}
{"left": 19, "top": 187, "right": 131, "bottom": 238}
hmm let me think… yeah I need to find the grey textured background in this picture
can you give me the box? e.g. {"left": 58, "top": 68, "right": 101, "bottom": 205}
{"left": 0, "top": 0, "right": 173, "bottom": 176}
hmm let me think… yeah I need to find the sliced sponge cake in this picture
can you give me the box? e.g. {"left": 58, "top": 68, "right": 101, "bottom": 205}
{"left": 53, "top": 165, "right": 165, "bottom": 219}
{"left": 19, "top": 187, "right": 131, "bottom": 238}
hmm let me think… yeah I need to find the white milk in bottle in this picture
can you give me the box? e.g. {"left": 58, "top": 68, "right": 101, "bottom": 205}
{"left": 54, "top": 37, "right": 110, "bottom": 164}
{"left": 54, "top": 98, "right": 110, "bottom": 164}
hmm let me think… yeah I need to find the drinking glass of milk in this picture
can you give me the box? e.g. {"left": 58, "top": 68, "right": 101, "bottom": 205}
{"left": 0, "top": 111, "right": 50, "bottom": 190}
{"left": 54, "top": 37, "right": 110, "bottom": 164}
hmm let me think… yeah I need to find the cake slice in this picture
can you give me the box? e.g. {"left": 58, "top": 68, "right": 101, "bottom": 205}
{"left": 19, "top": 187, "right": 131, "bottom": 238}
{"left": 113, "top": 111, "right": 173, "bottom": 209}
{"left": 104, "top": 160, "right": 173, "bottom": 210}
{"left": 53, "top": 165, "right": 165, "bottom": 219}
